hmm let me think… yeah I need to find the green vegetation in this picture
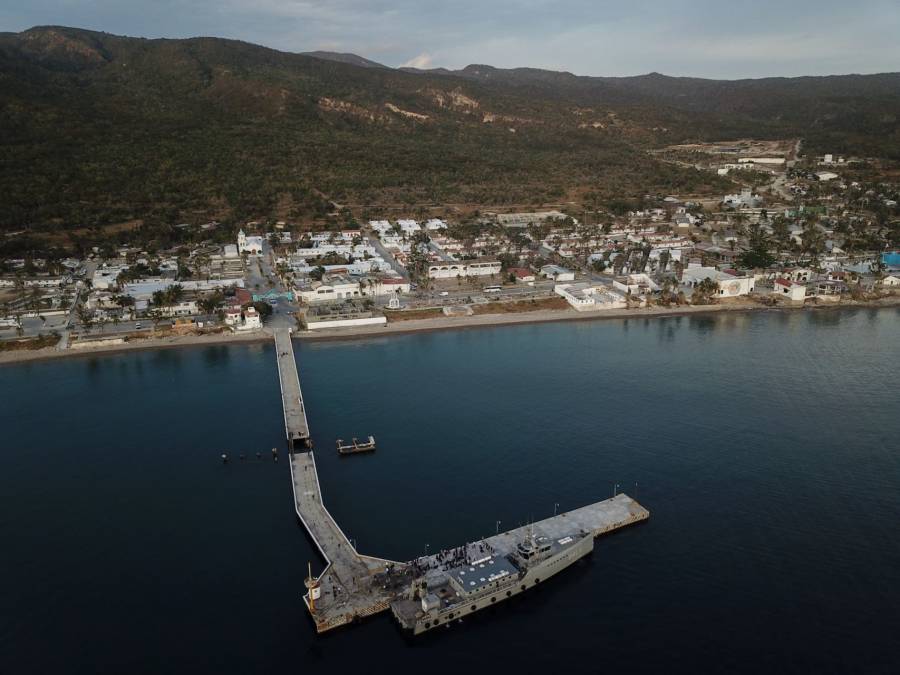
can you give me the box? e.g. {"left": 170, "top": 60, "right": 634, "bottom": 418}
{"left": 691, "top": 278, "right": 720, "bottom": 305}
{"left": 1, "top": 26, "right": 898, "bottom": 240}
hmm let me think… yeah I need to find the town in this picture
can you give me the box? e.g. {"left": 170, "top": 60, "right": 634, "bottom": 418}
{"left": 2, "top": 146, "right": 899, "bottom": 353}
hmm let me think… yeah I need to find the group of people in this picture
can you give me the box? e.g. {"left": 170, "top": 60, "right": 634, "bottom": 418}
{"left": 410, "top": 540, "right": 497, "bottom": 577}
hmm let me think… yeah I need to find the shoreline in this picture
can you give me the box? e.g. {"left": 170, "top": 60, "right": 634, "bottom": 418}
{"left": 2, "top": 296, "right": 898, "bottom": 366}
{"left": 294, "top": 295, "right": 900, "bottom": 343}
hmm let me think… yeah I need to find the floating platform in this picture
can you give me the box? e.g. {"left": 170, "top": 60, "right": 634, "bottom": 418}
{"left": 336, "top": 436, "right": 376, "bottom": 454}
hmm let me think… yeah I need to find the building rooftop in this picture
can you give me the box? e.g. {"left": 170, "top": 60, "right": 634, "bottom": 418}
{"left": 448, "top": 556, "right": 518, "bottom": 595}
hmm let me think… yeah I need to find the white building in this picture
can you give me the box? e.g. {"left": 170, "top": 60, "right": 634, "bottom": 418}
{"left": 427, "top": 260, "right": 501, "bottom": 279}
{"left": 774, "top": 278, "right": 807, "bottom": 303}
{"left": 541, "top": 265, "right": 575, "bottom": 282}
{"left": 92, "top": 265, "right": 129, "bottom": 290}
{"left": 365, "top": 276, "right": 411, "bottom": 296}
{"left": 156, "top": 300, "right": 199, "bottom": 317}
{"left": 239, "top": 306, "right": 262, "bottom": 330}
{"left": 368, "top": 220, "right": 393, "bottom": 235}
{"left": 237, "top": 229, "right": 264, "bottom": 255}
{"left": 554, "top": 283, "right": 628, "bottom": 311}
{"left": 681, "top": 267, "right": 755, "bottom": 297}
{"left": 296, "top": 276, "right": 362, "bottom": 303}
{"left": 816, "top": 172, "right": 839, "bottom": 182}
{"left": 396, "top": 219, "right": 421, "bottom": 235}
{"left": 738, "top": 157, "right": 786, "bottom": 165}
{"left": 122, "top": 278, "right": 243, "bottom": 301}
{"left": 224, "top": 307, "right": 242, "bottom": 326}
{"left": 613, "top": 274, "right": 660, "bottom": 296}
{"left": 723, "top": 188, "right": 762, "bottom": 209}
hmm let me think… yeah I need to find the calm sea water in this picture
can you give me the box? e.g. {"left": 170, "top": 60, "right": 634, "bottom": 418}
{"left": 1, "top": 308, "right": 899, "bottom": 674}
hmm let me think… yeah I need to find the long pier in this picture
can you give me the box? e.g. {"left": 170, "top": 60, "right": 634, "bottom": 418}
{"left": 274, "top": 328, "right": 309, "bottom": 449}
{"left": 274, "top": 327, "right": 649, "bottom": 634}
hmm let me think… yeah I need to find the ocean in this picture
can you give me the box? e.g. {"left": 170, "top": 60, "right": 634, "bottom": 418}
{"left": 2, "top": 307, "right": 899, "bottom": 674}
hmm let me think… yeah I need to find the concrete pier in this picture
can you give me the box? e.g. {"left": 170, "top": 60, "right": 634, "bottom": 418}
{"left": 274, "top": 328, "right": 309, "bottom": 449}
{"left": 289, "top": 450, "right": 402, "bottom": 632}
{"left": 292, "top": 463, "right": 648, "bottom": 633}
{"left": 275, "top": 327, "right": 649, "bottom": 634}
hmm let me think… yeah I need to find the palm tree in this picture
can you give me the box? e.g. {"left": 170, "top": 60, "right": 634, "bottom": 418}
{"left": 76, "top": 305, "right": 93, "bottom": 333}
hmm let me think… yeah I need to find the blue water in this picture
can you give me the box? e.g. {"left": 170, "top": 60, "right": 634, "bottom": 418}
{"left": 2, "top": 308, "right": 899, "bottom": 674}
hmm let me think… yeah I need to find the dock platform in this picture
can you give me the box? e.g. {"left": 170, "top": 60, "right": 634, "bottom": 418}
{"left": 276, "top": 327, "right": 649, "bottom": 634}
{"left": 274, "top": 328, "right": 309, "bottom": 449}
{"left": 289, "top": 450, "right": 403, "bottom": 632}
{"left": 291, "top": 446, "right": 649, "bottom": 633}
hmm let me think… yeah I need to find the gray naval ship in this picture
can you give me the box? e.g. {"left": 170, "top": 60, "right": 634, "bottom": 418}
{"left": 390, "top": 522, "right": 594, "bottom": 635}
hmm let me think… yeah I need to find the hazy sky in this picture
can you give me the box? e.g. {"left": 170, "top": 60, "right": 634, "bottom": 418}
{"left": 3, "top": 0, "right": 899, "bottom": 78}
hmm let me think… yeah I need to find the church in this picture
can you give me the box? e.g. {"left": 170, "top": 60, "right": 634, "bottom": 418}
{"left": 237, "top": 229, "right": 264, "bottom": 255}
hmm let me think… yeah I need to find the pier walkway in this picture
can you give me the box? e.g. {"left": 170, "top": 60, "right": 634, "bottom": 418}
{"left": 273, "top": 328, "right": 309, "bottom": 449}
{"left": 274, "top": 326, "right": 649, "bottom": 634}
{"left": 289, "top": 450, "right": 401, "bottom": 632}
{"left": 293, "top": 477, "right": 648, "bottom": 633}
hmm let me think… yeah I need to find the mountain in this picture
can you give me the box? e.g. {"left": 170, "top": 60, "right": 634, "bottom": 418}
{"left": 1, "top": 26, "right": 898, "bottom": 234}
{"left": 301, "top": 50, "right": 388, "bottom": 69}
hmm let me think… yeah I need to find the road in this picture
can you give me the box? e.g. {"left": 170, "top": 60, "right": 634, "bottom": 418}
{"left": 251, "top": 246, "right": 301, "bottom": 330}
{"left": 366, "top": 233, "right": 409, "bottom": 280}
{"left": 768, "top": 138, "right": 803, "bottom": 202}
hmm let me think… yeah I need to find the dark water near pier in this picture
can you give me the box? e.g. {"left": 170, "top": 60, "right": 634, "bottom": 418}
{"left": 2, "top": 308, "right": 899, "bottom": 674}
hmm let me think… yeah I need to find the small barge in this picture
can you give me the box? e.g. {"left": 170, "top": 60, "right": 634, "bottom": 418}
{"left": 336, "top": 435, "right": 376, "bottom": 454}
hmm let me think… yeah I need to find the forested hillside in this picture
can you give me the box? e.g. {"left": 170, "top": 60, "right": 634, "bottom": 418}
{"left": 2, "top": 26, "right": 898, "bottom": 233}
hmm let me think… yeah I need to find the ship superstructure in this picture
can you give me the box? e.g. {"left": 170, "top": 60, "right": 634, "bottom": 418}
{"left": 390, "top": 524, "right": 594, "bottom": 634}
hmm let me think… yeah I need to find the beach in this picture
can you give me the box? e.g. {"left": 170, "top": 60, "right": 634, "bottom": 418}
{"left": 2, "top": 295, "right": 898, "bottom": 365}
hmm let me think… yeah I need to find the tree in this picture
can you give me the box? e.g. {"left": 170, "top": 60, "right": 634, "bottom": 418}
{"left": 658, "top": 250, "right": 670, "bottom": 273}
{"left": 771, "top": 217, "right": 791, "bottom": 250}
{"left": 149, "top": 308, "right": 165, "bottom": 329}
{"left": 248, "top": 301, "right": 273, "bottom": 320}
{"left": 739, "top": 222, "right": 775, "bottom": 269}
{"left": 198, "top": 291, "right": 224, "bottom": 315}
{"left": 76, "top": 304, "right": 94, "bottom": 333}
{"left": 691, "top": 277, "right": 719, "bottom": 305}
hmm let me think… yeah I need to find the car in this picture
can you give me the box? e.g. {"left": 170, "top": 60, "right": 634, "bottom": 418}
{"left": 134, "top": 323, "right": 142, "bottom": 329}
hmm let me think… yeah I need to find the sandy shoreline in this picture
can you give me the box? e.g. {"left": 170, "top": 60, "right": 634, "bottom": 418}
{"left": 0, "top": 329, "right": 272, "bottom": 366}
{"left": 296, "top": 297, "right": 900, "bottom": 343}
{"left": 2, "top": 297, "right": 898, "bottom": 366}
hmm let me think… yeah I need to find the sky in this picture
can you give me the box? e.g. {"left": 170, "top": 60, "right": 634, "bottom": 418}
{"left": 2, "top": 0, "right": 900, "bottom": 79}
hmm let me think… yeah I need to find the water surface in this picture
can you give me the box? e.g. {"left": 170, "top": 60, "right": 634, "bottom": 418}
{"left": 2, "top": 308, "right": 899, "bottom": 674}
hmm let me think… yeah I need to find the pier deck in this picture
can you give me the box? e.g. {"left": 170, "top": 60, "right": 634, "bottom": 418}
{"left": 292, "top": 448, "right": 649, "bottom": 633}
{"left": 275, "top": 324, "right": 649, "bottom": 634}
{"left": 274, "top": 329, "right": 309, "bottom": 449}
{"left": 289, "top": 451, "right": 401, "bottom": 632}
